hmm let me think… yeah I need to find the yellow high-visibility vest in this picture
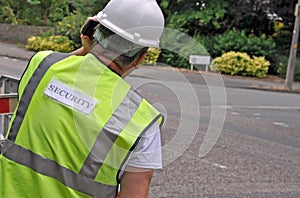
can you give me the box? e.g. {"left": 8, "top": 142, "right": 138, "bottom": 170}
{"left": 0, "top": 51, "right": 163, "bottom": 198}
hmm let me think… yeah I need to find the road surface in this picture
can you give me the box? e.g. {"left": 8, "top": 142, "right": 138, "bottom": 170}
{"left": 1, "top": 56, "right": 300, "bottom": 197}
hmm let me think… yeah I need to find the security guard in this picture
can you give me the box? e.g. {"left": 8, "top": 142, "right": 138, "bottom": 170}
{"left": 0, "top": 0, "right": 165, "bottom": 197}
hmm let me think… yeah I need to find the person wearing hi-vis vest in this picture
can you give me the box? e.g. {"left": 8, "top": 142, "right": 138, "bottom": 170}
{"left": 0, "top": 0, "right": 165, "bottom": 197}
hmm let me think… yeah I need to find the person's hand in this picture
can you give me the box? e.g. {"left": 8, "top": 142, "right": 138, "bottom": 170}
{"left": 71, "top": 16, "right": 98, "bottom": 56}
{"left": 74, "top": 34, "right": 92, "bottom": 56}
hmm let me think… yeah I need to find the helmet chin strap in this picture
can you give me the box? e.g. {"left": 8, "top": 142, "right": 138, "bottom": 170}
{"left": 93, "top": 28, "right": 143, "bottom": 57}
{"left": 121, "top": 66, "right": 136, "bottom": 78}
{"left": 92, "top": 44, "right": 141, "bottom": 78}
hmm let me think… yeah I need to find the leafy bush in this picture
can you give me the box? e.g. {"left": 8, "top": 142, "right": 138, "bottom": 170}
{"left": 212, "top": 30, "right": 276, "bottom": 58}
{"left": 251, "top": 56, "right": 271, "bottom": 78}
{"left": 25, "top": 35, "right": 74, "bottom": 52}
{"left": 73, "top": 0, "right": 108, "bottom": 17}
{"left": 195, "top": 35, "right": 216, "bottom": 58}
{"left": 0, "top": 5, "right": 18, "bottom": 24}
{"left": 211, "top": 52, "right": 251, "bottom": 75}
{"left": 211, "top": 51, "right": 270, "bottom": 78}
{"left": 158, "top": 50, "right": 189, "bottom": 68}
{"left": 277, "top": 55, "right": 300, "bottom": 82}
{"left": 142, "top": 48, "right": 161, "bottom": 65}
{"left": 272, "top": 21, "right": 291, "bottom": 53}
{"left": 198, "top": 30, "right": 276, "bottom": 74}
{"left": 0, "top": 0, "right": 71, "bottom": 26}
{"left": 158, "top": 29, "right": 209, "bottom": 68}
{"left": 55, "top": 14, "right": 87, "bottom": 49}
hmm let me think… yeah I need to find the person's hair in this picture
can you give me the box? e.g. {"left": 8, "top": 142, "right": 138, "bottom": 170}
{"left": 92, "top": 25, "right": 148, "bottom": 69}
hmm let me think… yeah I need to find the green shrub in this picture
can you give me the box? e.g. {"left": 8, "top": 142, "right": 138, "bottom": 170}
{"left": 211, "top": 52, "right": 251, "bottom": 75}
{"left": 195, "top": 35, "right": 216, "bottom": 58}
{"left": 251, "top": 56, "right": 270, "bottom": 78}
{"left": 55, "top": 14, "right": 87, "bottom": 49}
{"left": 199, "top": 30, "right": 276, "bottom": 74}
{"left": 158, "top": 30, "right": 209, "bottom": 68}
{"left": 277, "top": 55, "right": 300, "bottom": 82}
{"left": 272, "top": 21, "right": 291, "bottom": 53}
{"left": 212, "top": 30, "right": 276, "bottom": 58}
{"left": 212, "top": 30, "right": 247, "bottom": 57}
{"left": 0, "top": 5, "right": 18, "bottom": 24}
{"left": 142, "top": 48, "right": 161, "bottom": 65}
{"left": 158, "top": 50, "right": 189, "bottom": 68}
{"left": 211, "top": 51, "right": 270, "bottom": 78}
{"left": 25, "top": 35, "right": 74, "bottom": 52}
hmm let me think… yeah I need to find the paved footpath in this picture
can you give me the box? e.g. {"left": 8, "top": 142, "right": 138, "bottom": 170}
{"left": 0, "top": 42, "right": 35, "bottom": 60}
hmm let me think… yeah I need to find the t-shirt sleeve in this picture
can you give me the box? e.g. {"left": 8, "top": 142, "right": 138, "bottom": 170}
{"left": 126, "top": 122, "right": 162, "bottom": 169}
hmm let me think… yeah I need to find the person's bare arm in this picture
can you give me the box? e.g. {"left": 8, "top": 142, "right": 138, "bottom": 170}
{"left": 120, "top": 167, "right": 154, "bottom": 198}
{"left": 71, "top": 16, "right": 98, "bottom": 56}
{"left": 71, "top": 35, "right": 91, "bottom": 56}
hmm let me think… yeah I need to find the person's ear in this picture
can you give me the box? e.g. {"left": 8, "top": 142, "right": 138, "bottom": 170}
{"left": 134, "top": 52, "right": 147, "bottom": 68}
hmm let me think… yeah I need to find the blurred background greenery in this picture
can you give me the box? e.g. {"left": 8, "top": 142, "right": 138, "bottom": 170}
{"left": 0, "top": 0, "right": 299, "bottom": 80}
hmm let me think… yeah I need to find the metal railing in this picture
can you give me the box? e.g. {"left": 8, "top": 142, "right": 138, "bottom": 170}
{"left": 0, "top": 75, "right": 19, "bottom": 152}
{"left": 0, "top": 75, "right": 19, "bottom": 94}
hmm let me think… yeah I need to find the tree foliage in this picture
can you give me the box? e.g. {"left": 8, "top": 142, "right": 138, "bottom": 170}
{"left": 1, "top": 0, "right": 297, "bottom": 37}
{"left": 72, "top": 0, "right": 109, "bottom": 16}
{"left": 0, "top": 0, "right": 298, "bottom": 75}
{"left": 158, "top": 0, "right": 229, "bottom": 35}
{"left": 157, "top": 0, "right": 297, "bottom": 37}
{"left": 0, "top": 0, "right": 71, "bottom": 25}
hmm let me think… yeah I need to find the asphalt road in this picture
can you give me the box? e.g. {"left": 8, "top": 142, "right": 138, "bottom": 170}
{"left": 0, "top": 56, "right": 27, "bottom": 78}
{"left": 129, "top": 68, "right": 300, "bottom": 197}
{"left": 1, "top": 56, "right": 300, "bottom": 197}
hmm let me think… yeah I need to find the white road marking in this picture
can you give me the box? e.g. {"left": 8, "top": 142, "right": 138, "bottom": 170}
{"left": 2, "top": 56, "right": 19, "bottom": 62}
{"left": 212, "top": 163, "right": 228, "bottom": 169}
{"left": 230, "top": 111, "right": 240, "bottom": 116}
{"left": 253, "top": 113, "right": 261, "bottom": 119}
{"left": 272, "top": 122, "right": 289, "bottom": 128}
{"left": 201, "top": 159, "right": 228, "bottom": 169}
{"left": 201, "top": 105, "right": 300, "bottom": 110}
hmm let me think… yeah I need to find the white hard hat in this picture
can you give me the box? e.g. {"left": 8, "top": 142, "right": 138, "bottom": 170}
{"left": 96, "top": 0, "right": 165, "bottom": 48}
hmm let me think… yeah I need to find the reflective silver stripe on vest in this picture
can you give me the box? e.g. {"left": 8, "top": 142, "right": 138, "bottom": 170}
{"left": 2, "top": 88, "right": 142, "bottom": 197}
{"left": 2, "top": 139, "right": 117, "bottom": 198}
{"left": 117, "top": 113, "right": 163, "bottom": 182}
{"left": 79, "top": 89, "right": 142, "bottom": 179}
{"left": 8, "top": 52, "right": 71, "bottom": 142}
{"left": 3, "top": 52, "right": 144, "bottom": 197}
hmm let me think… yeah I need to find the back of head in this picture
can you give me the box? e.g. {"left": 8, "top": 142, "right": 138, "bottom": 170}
{"left": 92, "top": 0, "right": 165, "bottom": 67}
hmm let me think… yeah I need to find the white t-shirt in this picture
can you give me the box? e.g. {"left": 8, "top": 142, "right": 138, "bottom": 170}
{"left": 125, "top": 122, "right": 162, "bottom": 170}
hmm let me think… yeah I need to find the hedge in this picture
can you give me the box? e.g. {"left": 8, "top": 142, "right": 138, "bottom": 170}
{"left": 211, "top": 51, "right": 270, "bottom": 78}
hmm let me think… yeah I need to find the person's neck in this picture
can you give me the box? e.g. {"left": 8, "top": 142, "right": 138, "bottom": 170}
{"left": 99, "top": 55, "right": 123, "bottom": 76}
{"left": 91, "top": 45, "right": 125, "bottom": 76}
